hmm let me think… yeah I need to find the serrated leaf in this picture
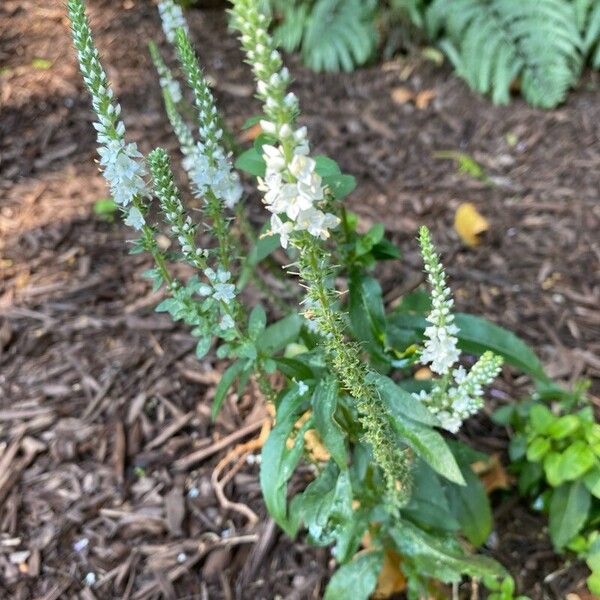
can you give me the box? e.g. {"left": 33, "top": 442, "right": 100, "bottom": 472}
{"left": 323, "top": 550, "right": 383, "bottom": 600}
{"left": 548, "top": 481, "right": 591, "bottom": 549}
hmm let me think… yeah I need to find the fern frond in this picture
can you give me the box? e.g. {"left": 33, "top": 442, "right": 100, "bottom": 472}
{"left": 573, "top": 0, "right": 600, "bottom": 68}
{"left": 427, "top": 0, "right": 583, "bottom": 108}
{"left": 301, "top": 0, "right": 378, "bottom": 72}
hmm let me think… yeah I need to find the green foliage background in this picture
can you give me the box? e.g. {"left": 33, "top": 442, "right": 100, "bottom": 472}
{"left": 262, "top": 0, "right": 600, "bottom": 108}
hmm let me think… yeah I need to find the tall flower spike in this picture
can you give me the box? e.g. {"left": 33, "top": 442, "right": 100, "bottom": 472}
{"left": 158, "top": 0, "right": 189, "bottom": 44}
{"left": 418, "top": 226, "right": 461, "bottom": 374}
{"left": 172, "top": 28, "right": 242, "bottom": 209}
{"left": 231, "top": 0, "right": 410, "bottom": 501}
{"left": 148, "top": 40, "right": 183, "bottom": 104}
{"left": 230, "top": 0, "right": 339, "bottom": 247}
{"left": 67, "top": 0, "right": 148, "bottom": 221}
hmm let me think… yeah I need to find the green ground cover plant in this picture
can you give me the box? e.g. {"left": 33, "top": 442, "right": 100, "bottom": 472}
{"left": 67, "top": 0, "right": 595, "bottom": 595}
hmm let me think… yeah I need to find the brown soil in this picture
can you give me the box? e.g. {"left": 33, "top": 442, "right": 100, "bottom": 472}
{"left": 1, "top": 1, "right": 599, "bottom": 599}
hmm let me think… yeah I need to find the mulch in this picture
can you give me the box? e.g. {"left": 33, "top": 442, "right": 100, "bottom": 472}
{"left": 1, "top": 0, "right": 599, "bottom": 598}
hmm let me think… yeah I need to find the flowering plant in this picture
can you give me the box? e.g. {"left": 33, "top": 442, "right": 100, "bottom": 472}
{"left": 67, "top": 0, "right": 562, "bottom": 595}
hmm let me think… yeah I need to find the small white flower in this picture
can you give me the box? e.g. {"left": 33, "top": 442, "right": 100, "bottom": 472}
{"left": 289, "top": 154, "right": 316, "bottom": 185}
{"left": 420, "top": 325, "right": 460, "bottom": 375}
{"left": 262, "top": 144, "right": 286, "bottom": 172}
{"left": 124, "top": 206, "right": 145, "bottom": 230}
{"left": 269, "top": 214, "right": 294, "bottom": 248}
{"left": 297, "top": 381, "right": 309, "bottom": 396}
{"left": 259, "top": 119, "right": 277, "bottom": 135}
{"left": 213, "top": 282, "right": 236, "bottom": 304}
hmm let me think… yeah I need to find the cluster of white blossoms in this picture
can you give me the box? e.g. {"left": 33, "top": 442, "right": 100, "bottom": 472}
{"left": 415, "top": 227, "right": 503, "bottom": 433}
{"left": 68, "top": 0, "right": 148, "bottom": 226}
{"left": 418, "top": 226, "right": 461, "bottom": 374}
{"left": 231, "top": 0, "right": 339, "bottom": 248}
{"left": 160, "top": 16, "right": 243, "bottom": 210}
{"left": 158, "top": 0, "right": 188, "bottom": 44}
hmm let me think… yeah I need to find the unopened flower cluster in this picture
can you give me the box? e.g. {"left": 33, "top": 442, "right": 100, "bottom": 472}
{"left": 415, "top": 227, "right": 503, "bottom": 433}
{"left": 158, "top": 0, "right": 188, "bottom": 44}
{"left": 232, "top": 0, "right": 339, "bottom": 248}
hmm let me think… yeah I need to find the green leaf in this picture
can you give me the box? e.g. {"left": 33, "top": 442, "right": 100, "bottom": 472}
{"left": 235, "top": 146, "right": 266, "bottom": 177}
{"left": 548, "top": 481, "right": 591, "bottom": 549}
{"left": 445, "top": 469, "right": 492, "bottom": 547}
{"left": 529, "top": 404, "right": 555, "bottom": 434}
{"left": 248, "top": 305, "right": 267, "bottom": 339}
{"left": 323, "top": 550, "right": 383, "bottom": 600}
{"left": 212, "top": 360, "right": 246, "bottom": 419}
{"left": 526, "top": 437, "right": 551, "bottom": 462}
{"left": 195, "top": 336, "right": 212, "bottom": 359}
{"left": 543, "top": 451, "right": 564, "bottom": 487}
{"left": 312, "top": 378, "right": 347, "bottom": 469}
{"left": 366, "top": 371, "right": 438, "bottom": 427}
{"left": 559, "top": 440, "right": 596, "bottom": 481}
{"left": 547, "top": 414, "right": 581, "bottom": 439}
{"left": 260, "top": 385, "right": 309, "bottom": 534}
{"left": 583, "top": 466, "right": 600, "bottom": 498}
{"left": 241, "top": 115, "right": 261, "bottom": 129}
{"left": 314, "top": 155, "right": 342, "bottom": 177}
{"left": 388, "top": 312, "right": 549, "bottom": 382}
{"left": 323, "top": 173, "right": 356, "bottom": 200}
{"left": 390, "top": 520, "right": 505, "bottom": 583}
{"left": 404, "top": 460, "right": 459, "bottom": 533}
{"left": 386, "top": 408, "right": 465, "bottom": 485}
{"left": 256, "top": 313, "right": 302, "bottom": 355}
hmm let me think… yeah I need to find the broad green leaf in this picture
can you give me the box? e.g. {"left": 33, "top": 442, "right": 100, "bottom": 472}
{"left": 529, "top": 404, "right": 555, "bottom": 434}
{"left": 260, "top": 385, "right": 309, "bottom": 534}
{"left": 404, "top": 460, "right": 459, "bottom": 533}
{"left": 349, "top": 272, "right": 386, "bottom": 341}
{"left": 235, "top": 146, "right": 266, "bottom": 177}
{"left": 256, "top": 313, "right": 302, "bottom": 355}
{"left": 547, "top": 415, "right": 580, "bottom": 439}
{"left": 445, "top": 462, "right": 492, "bottom": 547}
{"left": 526, "top": 437, "right": 551, "bottom": 462}
{"left": 387, "top": 410, "right": 465, "bottom": 485}
{"left": 388, "top": 312, "right": 549, "bottom": 382}
{"left": 390, "top": 521, "right": 505, "bottom": 583}
{"left": 323, "top": 550, "right": 383, "bottom": 600}
{"left": 366, "top": 371, "right": 439, "bottom": 426}
{"left": 314, "top": 155, "right": 342, "bottom": 177}
{"left": 312, "top": 378, "right": 347, "bottom": 469}
{"left": 583, "top": 466, "right": 600, "bottom": 498}
{"left": 548, "top": 481, "right": 591, "bottom": 549}
{"left": 248, "top": 305, "right": 267, "bottom": 339}
{"left": 212, "top": 360, "right": 247, "bottom": 419}
{"left": 323, "top": 173, "right": 356, "bottom": 200}
{"left": 543, "top": 452, "right": 564, "bottom": 487}
{"left": 559, "top": 440, "right": 596, "bottom": 481}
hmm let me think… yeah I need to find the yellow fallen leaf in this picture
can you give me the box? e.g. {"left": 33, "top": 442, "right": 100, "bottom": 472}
{"left": 414, "top": 367, "right": 433, "bottom": 381}
{"left": 472, "top": 453, "right": 512, "bottom": 493}
{"left": 238, "top": 122, "right": 263, "bottom": 143}
{"left": 454, "top": 202, "right": 489, "bottom": 247}
{"left": 373, "top": 549, "right": 406, "bottom": 598}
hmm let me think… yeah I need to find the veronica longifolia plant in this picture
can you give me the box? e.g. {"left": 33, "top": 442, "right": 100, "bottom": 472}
{"left": 68, "top": 0, "right": 543, "bottom": 595}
